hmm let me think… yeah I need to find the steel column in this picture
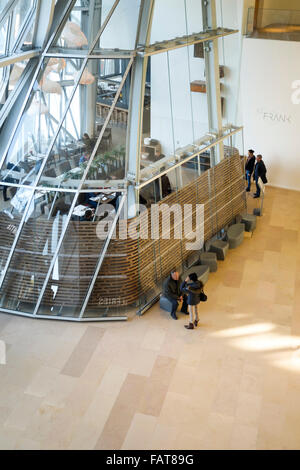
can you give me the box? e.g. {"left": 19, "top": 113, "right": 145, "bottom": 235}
{"left": 126, "top": 0, "right": 155, "bottom": 217}
{"left": 202, "top": 0, "right": 224, "bottom": 165}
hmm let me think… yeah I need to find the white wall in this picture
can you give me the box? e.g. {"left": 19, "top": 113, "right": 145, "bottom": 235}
{"left": 241, "top": 38, "right": 300, "bottom": 191}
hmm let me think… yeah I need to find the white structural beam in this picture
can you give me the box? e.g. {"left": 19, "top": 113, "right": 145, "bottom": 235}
{"left": 202, "top": 0, "right": 224, "bottom": 165}
{"left": 0, "top": 49, "right": 40, "bottom": 68}
{"left": 126, "top": 0, "right": 155, "bottom": 217}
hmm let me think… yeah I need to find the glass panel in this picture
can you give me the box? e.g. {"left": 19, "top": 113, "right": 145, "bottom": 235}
{"left": 98, "top": 58, "right": 130, "bottom": 109}
{"left": 50, "top": 0, "right": 115, "bottom": 53}
{"left": 168, "top": 46, "right": 194, "bottom": 156}
{"left": 36, "top": 191, "right": 119, "bottom": 318}
{"left": 81, "top": 107, "right": 127, "bottom": 190}
{"left": 1, "top": 58, "right": 83, "bottom": 186}
{"left": 0, "top": 65, "right": 9, "bottom": 107}
{"left": 140, "top": 54, "right": 175, "bottom": 183}
{"left": 93, "top": 0, "right": 141, "bottom": 52}
{"left": 17, "top": 4, "right": 38, "bottom": 51}
{"left": 216, "top": 0, "right": 241, "bottom": 128}
{"left": 188, "top": 43, "right": 210, "bottom": 145}
{"left": 11, "top": 0, "right": 34, "bottom": 46}
{"left": 38, "top": 58, "right": 129, "bottom": 190}
{"left": 8, "top": 60, "right": 29, "bottom": 91}
{"left": 0, "top": 18, "right": 8, "bottom": 56}
{"left": 0, "top": 0, "right": 8, "bottom": 16}
{"left": 140, "top": 43, "right": 210, "bottom": 186}
{"left": 0, "top": 189, "right": 75, "bottom": 314}
{"left": 0, "top": 186, "right": 34, "bottom": 282}
{"left": 0, "top": 60, "right": 29, "bottom": 108}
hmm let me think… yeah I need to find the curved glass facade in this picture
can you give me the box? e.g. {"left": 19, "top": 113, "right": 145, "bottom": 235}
{"left": 0, "top": 0, "right": 244, "bottom": 321}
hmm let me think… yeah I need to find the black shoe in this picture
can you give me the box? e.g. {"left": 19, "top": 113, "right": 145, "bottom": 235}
{"left": 181, "top": 310, "right": 189, "bottom": 315}
{"left": 246, "top": 188, "right": 250, "bottom": 192}
{"left": 184, "top": 323, "right": 194, "bottom": 330}
{"left": 171, "top": 313, "right": 178, "bottom": 320}
{"left": 3, "top": 198, "right": 10, "bottom": 202}
{"left": 194, "top": 320, "right": 198, "bottom": 327}
{"left": 253, "top": 194, "right": 260, "bottom": 199}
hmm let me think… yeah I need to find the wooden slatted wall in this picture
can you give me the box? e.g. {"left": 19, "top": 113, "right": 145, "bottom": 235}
{"left": 0, "top": 154, "right": 246, "bottom": 312}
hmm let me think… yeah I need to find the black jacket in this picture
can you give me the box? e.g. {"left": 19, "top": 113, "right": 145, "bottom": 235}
{"left": 162, "top": 275, "right": 181, "bottom": 301}
{"left": 254, "top": 160, "right": 268, "bottom": 184}
{"left": 180, "top": 280, "right": 203, "bottom": 306}
{"left": 245, "top": 156, "right": 255, "bottom": 174}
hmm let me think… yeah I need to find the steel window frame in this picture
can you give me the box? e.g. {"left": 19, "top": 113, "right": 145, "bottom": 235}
{"left": 0, "top": 0, "right": 121, "bottom": 289}
{"left": 0, "top": 0, "right": 244, "bottom": 321}
{"left": 31, "top": 55, "right": 133, "bottom": 317}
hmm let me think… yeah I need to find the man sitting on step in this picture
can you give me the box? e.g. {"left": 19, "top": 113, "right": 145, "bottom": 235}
{"left": 162, "top": 269, "right": 188, "bottom": 320}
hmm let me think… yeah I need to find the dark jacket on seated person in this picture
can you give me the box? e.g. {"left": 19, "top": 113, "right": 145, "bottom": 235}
{"left": 162, "top": 275, "right": 181, "bottom": 301}
{"left": 180, "top": 280, "right": 203, "bottom": 306}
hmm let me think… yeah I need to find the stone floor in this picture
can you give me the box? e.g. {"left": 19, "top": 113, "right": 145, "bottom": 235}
{"left": 0, "top": 185, "right": 300, "bottom": 450}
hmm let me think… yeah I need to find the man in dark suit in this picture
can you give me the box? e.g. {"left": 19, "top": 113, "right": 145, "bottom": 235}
{"left": 162, "top": 269, "right": 188, "bottom": 320}
{"left": 253, "top": 154, "right": 267, "bottom": 198}
{"left": 245, "top": 149, "right": 255, "bottom": 192}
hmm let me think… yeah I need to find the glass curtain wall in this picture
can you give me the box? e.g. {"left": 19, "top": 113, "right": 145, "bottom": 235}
{"left": 0, "top": 0, "right": 244, "bottom": 321}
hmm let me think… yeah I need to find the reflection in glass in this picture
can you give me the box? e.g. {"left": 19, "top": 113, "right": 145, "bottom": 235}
{"left": 140, "top": 45, "right": 211, "bottom": 186}
{"left": 0, "top": 58, "right": 83, "bottom": 187}
{"left": 0, "top": 190, "right": 75, "bottom": 314}
{"left": 37, "top": 58, "right": 130, "bottom": 190}
{"left": 37, "top": 191, "right": 120, "bottom": 318}
{"left": 81, "top": 105, "right": 128, "bottom": 190}
{"left": 0, "top": 186, "right": 33, "bottom": 281}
